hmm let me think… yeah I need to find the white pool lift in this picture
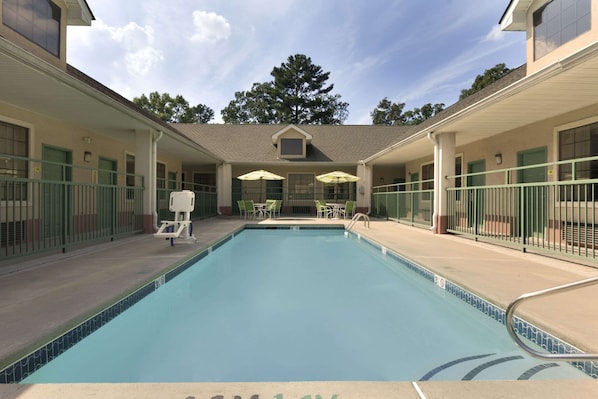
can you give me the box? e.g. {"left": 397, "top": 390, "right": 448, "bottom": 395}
{"left": 154, "top": 190, "right": 197, "bottom": 246}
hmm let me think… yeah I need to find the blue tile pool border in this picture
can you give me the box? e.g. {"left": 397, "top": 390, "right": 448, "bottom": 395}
{"left": 350, "top": 231, "right": 598, "bottom": 379}
{"left": 1, "top": 225, "right": 595, "bottom": 383}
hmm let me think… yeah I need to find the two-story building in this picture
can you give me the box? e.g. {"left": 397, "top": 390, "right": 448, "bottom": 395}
{"left": 1, "top": 0, "right": 598, "bottom": 262}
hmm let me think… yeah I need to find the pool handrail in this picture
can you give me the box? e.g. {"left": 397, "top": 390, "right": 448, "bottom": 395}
{"left": 506, "top": 275, "right": 598, "bottom": 361}
{"left": 347, "top": 213, "right": 370, "bottom": 230}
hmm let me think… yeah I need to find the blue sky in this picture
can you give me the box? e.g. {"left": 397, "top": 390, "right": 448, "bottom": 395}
{"left": 67, "top": 1, "right": 526, "bottom": 124}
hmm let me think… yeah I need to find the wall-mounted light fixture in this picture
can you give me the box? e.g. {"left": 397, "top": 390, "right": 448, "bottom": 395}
{"left": 379, "top": 177, "right": 385, "bottom": 184}
{"left": 82, "top": 136, "right": 92, "bottom": 144}
{"left": 84, "top": 151, "right": 92, "bottom": 163}
{"left": 495, "top": 153, "right": 502, "bottom": 165}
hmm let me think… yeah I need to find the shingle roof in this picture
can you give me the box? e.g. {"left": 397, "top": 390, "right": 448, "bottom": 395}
{"left": 173, "top": 124, "right": 413, "bottom": 164}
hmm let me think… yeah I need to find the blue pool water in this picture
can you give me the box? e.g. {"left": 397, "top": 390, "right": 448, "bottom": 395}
{"left": 21, "top": 229, "right": 589, "bottom": 382}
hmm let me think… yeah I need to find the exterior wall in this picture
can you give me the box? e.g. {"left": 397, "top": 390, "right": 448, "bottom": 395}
{"left": 0, "top": 0, "right": 68, "bottom": 70}
{"left": 231, "top": 165, "right": 361, "bottom": 214}
{"left": 526, "top": 0, "right": 598, "bottom": 75}
{"left": 0, "top": 101, "right": 136, "bottom": 177}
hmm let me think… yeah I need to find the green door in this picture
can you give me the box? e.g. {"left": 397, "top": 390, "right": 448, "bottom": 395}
{"left": 467, "top": 160, "right": 486, "bottom": 230}
{"left": 517, "top": 147, "right": 547, "bottom": 238}
{"left": 98, "top": 158, "right": 117, "bottom": 235}
{"left": 42, "top": 146, "right": 72, "bottom": 243}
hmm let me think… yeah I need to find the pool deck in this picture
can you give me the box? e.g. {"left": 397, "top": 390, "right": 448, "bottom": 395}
{"left": 1, "top": 216, "right": 598, "bottom": 398}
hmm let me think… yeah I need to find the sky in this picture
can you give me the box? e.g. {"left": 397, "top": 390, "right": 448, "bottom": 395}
{"left": 66, "top": 1, "right": 527, "bottom": 124}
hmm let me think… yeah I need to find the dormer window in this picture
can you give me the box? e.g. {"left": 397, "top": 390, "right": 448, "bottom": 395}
{"left": 280, "top": 138, "right": 303, "bottom": 156}
{"left": 2, "top": 0, "right": 61, "bottom": 56}
{"left": 272, "top": 125, "right": 312, "bottom": 159}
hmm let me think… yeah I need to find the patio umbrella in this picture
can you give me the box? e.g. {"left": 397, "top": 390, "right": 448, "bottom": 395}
{"left": 316, "top": 171, "right": 360, "bottom": 201}
{"left": 237, "top": 169, "right": 285, "bottom": 202}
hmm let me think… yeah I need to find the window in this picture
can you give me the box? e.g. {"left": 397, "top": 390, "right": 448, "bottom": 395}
{"left": 280, "top": 138, "right": 303, "bottom": 156}
{"left": 288, "top": 174, "right": 314, "bottom": 200}
{"left": 0, "top": 120, "right": 28, "bottom": 200}
{"left": 559, "top": 121, "right": 598, "bottom": 200}
{"left": 533, "top": 0, "right": 591, "bottom": 60}
{"left": 2, "top": 0, "right": 61, "bottom": 56}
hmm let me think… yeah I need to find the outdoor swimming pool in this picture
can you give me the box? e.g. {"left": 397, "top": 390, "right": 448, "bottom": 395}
{"left": 16, "top": 228, "right": 591, "bottom": 382}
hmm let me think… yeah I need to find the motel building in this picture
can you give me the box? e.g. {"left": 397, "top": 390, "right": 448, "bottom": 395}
{"left": 1, "top": 0, "right": 598, "bottom": 264}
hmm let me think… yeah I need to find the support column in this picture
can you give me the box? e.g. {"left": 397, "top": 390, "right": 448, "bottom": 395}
{"left": 217, "top": 163, "right": 232, "bottom": 215}
{"left": 135, "top": 129, "right": 157, "bottom": 233}
{"left": 435, "top": 132, "right": 456, "bottom": 234}
{"left": 356, "top": 162, "right": 372, "bottom": 215}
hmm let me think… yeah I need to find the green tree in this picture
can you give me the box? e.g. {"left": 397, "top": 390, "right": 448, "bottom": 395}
{"left": 221, "top": 54, "right": 349, "bottom": 124}
{"left": 133, "top": 92, "right": 214, "bottom": 123}
{"left": 459, "top": 63, "right": 512, "bottom": 100}
{"left": 371, "top": 98, "right": 444, "bottom": 126}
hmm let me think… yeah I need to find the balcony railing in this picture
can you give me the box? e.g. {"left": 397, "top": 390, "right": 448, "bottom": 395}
{"left": 371, "top": 157, "right": 598, "bottom": 261}
{"left": 447, "top": 157, "right": 598, "bottom": 260}
{"left": 1, "top": 155, "right": 217, "bottom": 261}
{"left": 371, "top": 180, "right": 435, "bottom": 228}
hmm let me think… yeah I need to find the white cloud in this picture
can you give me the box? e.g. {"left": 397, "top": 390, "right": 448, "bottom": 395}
{"left": 190, "top": 11, "right": 231, "bottom": 42}
{"left": 124, "top": 47, "right": 164, "bottom": 76}
{"left": 484, "top": 25, "right": 506, "bottom": 42}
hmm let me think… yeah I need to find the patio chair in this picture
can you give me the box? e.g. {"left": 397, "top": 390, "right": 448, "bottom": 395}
{"left": 154, "top": 190, "right": 196, "bottom": 246}
{"left": 244, "top": 200, "right": 257, "bottom": 219}
{"left": 272, "top": 200, "right": 282, "bottom": 218}
{"left": 340, "top": 200, "right": 356, "bottom": 219}
{"left": 315, "top": 200, "right": 331, "bottom": 218}
{"left": 265, "top": 199, "right": 276, "bottom": 218}
{"left": 237, "top": 200, "right": 247, "bottom": 219}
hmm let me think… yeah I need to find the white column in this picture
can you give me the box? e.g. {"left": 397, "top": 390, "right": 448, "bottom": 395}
{"left": 217, "top": 163, "right": 232, "bottom": 215}
{"left": 135, "top": 129, "right": 155, "bottom": 233}
{"left": 436, "top": 132, "right": 456, "bottom": 233}
{"left": 356, "top": 162, "right": 372, "bottom": 214}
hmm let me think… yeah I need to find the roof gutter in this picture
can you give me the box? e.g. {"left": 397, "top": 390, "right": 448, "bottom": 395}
{"left": 363, "top": 41, "right": 598, "bottom": 165}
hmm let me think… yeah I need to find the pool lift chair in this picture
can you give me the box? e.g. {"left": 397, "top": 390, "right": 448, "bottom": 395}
{"left": 154, "top": 190, "right": 197, "bottom": 246}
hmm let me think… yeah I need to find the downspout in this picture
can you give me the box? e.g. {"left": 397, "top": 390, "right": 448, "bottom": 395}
{"left": 217, "top": 163, "right": 223, "bottom": 215}
{"left": 152, "top": 131, "right": 163, "bottom": 231}
{"left": 427, "top": 131, "right": 438, "bottom": 232}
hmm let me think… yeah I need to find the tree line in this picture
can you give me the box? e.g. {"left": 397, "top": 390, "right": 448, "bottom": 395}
{"left": 133, "top": 54, "right": 512, "bottom": 126}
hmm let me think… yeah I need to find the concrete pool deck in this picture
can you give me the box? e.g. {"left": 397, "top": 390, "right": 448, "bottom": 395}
{"left": 1, "top": 216, "right": 597, "bottom": 398}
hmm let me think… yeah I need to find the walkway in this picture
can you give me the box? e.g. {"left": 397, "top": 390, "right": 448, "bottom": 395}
{"left": 1, "top": 216, "right": 597, "bottom": 398}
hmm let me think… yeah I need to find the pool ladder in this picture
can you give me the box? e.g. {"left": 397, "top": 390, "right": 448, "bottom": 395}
{"left": 506, "top": 275, "right": 598, "bottom": 361}
{"left": 347, "top": 212, "right": 370, "bottom": 230}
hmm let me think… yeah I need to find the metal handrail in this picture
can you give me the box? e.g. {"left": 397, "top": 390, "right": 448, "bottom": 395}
{"left": 347, "top": 213, "right": 370, "bottom": 230}
{"left": 506, "top": 276, "right": 598, "bottom": 361}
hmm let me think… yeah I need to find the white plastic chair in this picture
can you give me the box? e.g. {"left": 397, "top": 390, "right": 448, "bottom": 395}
{"left": 154, "top": 190, "right": 196, "bottom": 246}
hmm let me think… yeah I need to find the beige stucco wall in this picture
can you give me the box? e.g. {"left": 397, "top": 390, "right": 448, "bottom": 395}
{"left": 526, "top": 0, "right": 598, "bottom": 75}
{"left": 0, "top": 0, "right": 68, "bottom": 70}
{"left": 0, "top": 101, "right": 187, "bottom": 183}
{"left": 397, "top": 103, "right": 598, "bottom": 189}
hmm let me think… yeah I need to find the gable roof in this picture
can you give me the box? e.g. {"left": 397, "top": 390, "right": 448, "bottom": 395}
{"left": 173, "top": 124, "right": 412, "bottom": 164}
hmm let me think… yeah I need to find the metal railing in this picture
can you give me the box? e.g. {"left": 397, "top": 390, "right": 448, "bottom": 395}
{"left": 347, "top": 213, "right": 370, "bottom": 230}
{"left": 446, "top": 157, "right": 598, "bottom": 260}
{"left": 506, "top": 276, "right": 598, "bottom": 361}
{"left": 371, "top": 180, "right": 434, "bottom": 228}
{"left": 1, "top": 155, "right": 145, "bottom": 260}
{"left": 156, "top": 181, "right": 217, "bottom": 221}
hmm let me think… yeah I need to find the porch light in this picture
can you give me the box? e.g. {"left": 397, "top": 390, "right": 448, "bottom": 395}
{"left": 495, "top": 153, "right": 502, "bottom": 165}
{"left": 82, "top": 136, "right": 92, "bottom": 144}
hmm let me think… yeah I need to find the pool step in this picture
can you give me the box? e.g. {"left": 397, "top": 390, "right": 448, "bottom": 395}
{"left": 419, "top": 352, "right": 588, "bottom": 381}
